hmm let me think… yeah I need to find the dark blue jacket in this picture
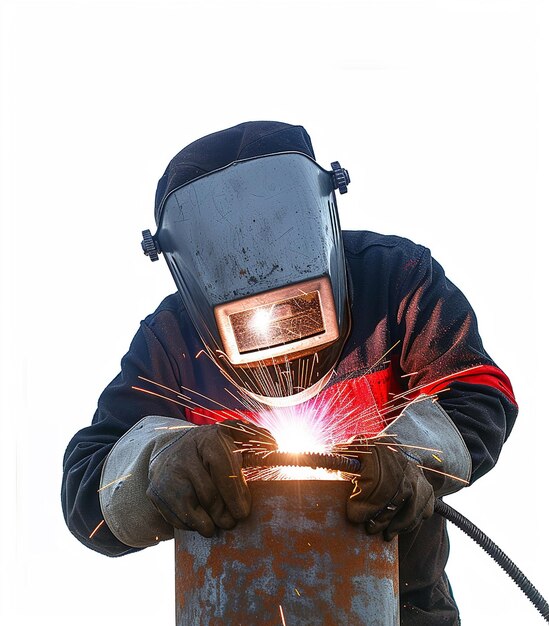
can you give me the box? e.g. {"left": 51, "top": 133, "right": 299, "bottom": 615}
{"left": 62, "top": 231, "right": 517, "bottom": 624}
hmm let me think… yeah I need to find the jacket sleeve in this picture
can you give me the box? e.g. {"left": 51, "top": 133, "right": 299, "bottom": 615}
{"left": 396, "top": 247, "right": 518, "bottom": 483}
{"left": 61, "top": 318, "right": 187, "bottom": 557}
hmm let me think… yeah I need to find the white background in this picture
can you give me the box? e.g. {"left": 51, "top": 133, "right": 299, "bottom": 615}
{"left": 1, "top": 0, "right": 548, "bottom": 624}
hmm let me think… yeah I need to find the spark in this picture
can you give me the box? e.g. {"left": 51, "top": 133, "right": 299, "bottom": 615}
{"left": 401, "top": 371, "right": 419, "bottom": 378}
{"left": 294, "top": 588, "right": 301, "bottom": 597}
{"left": 386, "top": 365, "right": 483, "bottom": 405}
{"left": 131, "top": 386, "right": 188, "bottom": 408}
{"left": 343, "top": 441, "right": 443, "bottom": 454}
{"left": 179, "top": 380, "right": 251, "bottom": 421}
{"left": 366, "top": 341, "right": 401, "bottom": 373}
{"left": 279, "top": 605, "right": 287, "bottom": 626}
{"left": 137, "top": 376, "right": 190, "bottom": 401}
{"left": 349, "top": 479, "right": 363, "bottom": 499}
{"left": 247, "top": 400, "right": 348, "bottom": 480}
{"left": 224, "top": 386, "right": 263, "bottom": 415}
{"left": 97, "top": 474, "right": 132, "bottom": 492}
{"left": 138, "top": 375, "right": 249, "bottom": 422}
{"left": 243, "top": 466, "right": 283, "bottom": 482}
{"left": 89, "top": 519, "right": 105, "bottom": 539}
{"left": 341, "top": 470, "right": 361, "bottom": 479}
{"left": 132, "top": 385, "right": 222, "bottom": 424}
{"left": 132, "top": 345, "right": 481, "bottom": 486}
{"left": 417, "top": 465, "right": 470, "bottom": 485}
{"left": 220, "top": 420, "right": 277, "bottom": 446}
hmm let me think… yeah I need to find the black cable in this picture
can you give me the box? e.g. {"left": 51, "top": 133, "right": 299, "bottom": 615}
{"left": 434, "top": 499, "right": 549, "bottom": 622}
{"left": 241, "top": 450, "right": 549, "bottom": 622}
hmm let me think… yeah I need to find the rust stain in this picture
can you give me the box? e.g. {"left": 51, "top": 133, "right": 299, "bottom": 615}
{"left": 175, "top": 481, "right": 399, "bottom": 625}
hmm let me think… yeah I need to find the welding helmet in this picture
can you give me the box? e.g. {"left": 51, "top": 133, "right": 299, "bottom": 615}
{"left": 142, "top": 122, "right": 351, "bottom": 407}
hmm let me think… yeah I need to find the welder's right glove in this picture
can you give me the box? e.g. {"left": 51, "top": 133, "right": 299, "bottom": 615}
{"left": 218, "top": 419, "right": 277, "bottom": 452}
{"left": 146, "top": 423, "right": 251, "bottom": 538}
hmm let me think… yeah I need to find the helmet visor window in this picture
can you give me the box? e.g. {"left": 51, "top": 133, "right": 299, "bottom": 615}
{"left": 214, "top": 277, "right": 339, "bottom": 364}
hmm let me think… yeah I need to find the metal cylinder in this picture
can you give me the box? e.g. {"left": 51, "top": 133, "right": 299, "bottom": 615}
{"left": 175, "top": 480, "right": 399, "bottom": 625}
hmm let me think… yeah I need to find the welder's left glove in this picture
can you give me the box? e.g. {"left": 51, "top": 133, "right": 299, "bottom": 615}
{"left": 344, "top": 396, "right": 472, "bottom": 541}
{"left": 346, "top": 442, "right": 434, "bottom": 541}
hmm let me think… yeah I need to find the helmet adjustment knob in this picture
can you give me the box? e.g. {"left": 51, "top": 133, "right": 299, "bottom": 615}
{"left": 330, "top": 162, "right": 351, "bottom": 194}
{"left": 141, "top": 229, "right": 160, "bottom": 262}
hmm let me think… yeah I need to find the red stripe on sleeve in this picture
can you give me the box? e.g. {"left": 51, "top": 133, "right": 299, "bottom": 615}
{"left": 419, "top": 364, "right": 517, "bottom": 406}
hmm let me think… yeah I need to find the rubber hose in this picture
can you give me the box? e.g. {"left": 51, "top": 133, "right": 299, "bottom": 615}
{"left": 435, "top": 499, "right": 549, "bottom": 622}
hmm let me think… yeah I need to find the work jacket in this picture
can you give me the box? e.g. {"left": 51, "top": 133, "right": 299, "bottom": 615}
{"left": 62, "top": 230, "right": 517, "bottom": 625}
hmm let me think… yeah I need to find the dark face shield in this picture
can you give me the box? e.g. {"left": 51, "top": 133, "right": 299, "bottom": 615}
{"left": 150, "top": 152, "right": 350, "bottom": 406}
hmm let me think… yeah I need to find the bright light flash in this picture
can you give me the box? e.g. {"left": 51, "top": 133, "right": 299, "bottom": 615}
{"left": 250, "top": 308, "right": 273, "bottom": 334}
{"left": 261, "top": 406, "right": 328, "bottom": 454}
{"left": 253, "top": 404, "right": 343, "bottom": 480}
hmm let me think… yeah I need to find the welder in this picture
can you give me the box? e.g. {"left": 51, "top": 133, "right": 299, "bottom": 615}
{"left": 61, "top": 121, "right": 517, "bottom": 625}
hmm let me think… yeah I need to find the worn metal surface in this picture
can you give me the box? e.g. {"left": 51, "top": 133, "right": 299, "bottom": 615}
{"left": 175, "top": 480, "right": 399, "bottom": 626}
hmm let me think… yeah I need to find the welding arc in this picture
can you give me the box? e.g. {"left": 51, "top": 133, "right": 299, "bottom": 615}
{"left": 435, "top": 500, "right": 549, "bottom": 622}
{"left": 241, "top": 450, "right": 361, "bottom": 474}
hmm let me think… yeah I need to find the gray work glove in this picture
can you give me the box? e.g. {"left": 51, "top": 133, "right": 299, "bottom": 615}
{"left": 147, "top": 420, "right": 274, "bottom": 538}
{"left": 99, "top": 416, "right": 274, "bottom": 547}
{"left": 345, "top": 439, "right": 435, "bottom": 541}
{"left": 342, "top": 396, "right": 472, "bottom": 541}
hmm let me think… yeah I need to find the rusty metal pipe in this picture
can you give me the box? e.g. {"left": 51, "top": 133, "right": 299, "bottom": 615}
{"left": 175, "top": 480, "right": 399, "bottom": 625}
